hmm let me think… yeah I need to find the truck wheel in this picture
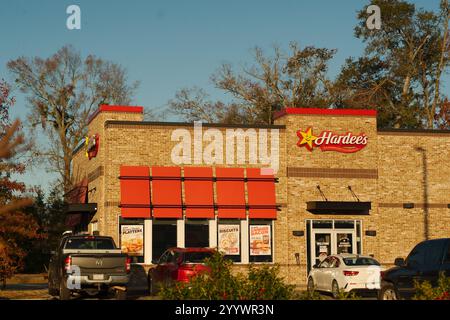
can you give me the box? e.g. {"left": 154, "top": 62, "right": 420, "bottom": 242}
{"left": 59, "top": 278, "right": 71, "bottom": 300}
{"left": 115, "top": 289, "right": 127, "bottom": 300}
{"left": 379, "top": 283, "right": 398, "bottom": 300}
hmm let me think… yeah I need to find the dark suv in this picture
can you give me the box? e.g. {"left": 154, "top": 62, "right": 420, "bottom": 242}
{"left": 379, "top": 238, "right": 450, "bottom": 300}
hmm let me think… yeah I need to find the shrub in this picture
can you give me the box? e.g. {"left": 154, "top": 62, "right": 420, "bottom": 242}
{"left": 160, "top": 252, "right": 295, "bottom": 300}
{"left": 413, "top": 273, "right": 450, "bottom": 300}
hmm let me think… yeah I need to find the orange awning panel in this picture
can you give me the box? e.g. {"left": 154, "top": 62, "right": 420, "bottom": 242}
{"left": 247, "top": 168, "right": 277, "bottom": 219}
{"left": 151, "top": 166, "right": 182, "bottom": 218}
{"left": 120, "top": 166, "right": 151, "bottom": 218}
{"left": 216, "top": 168, "right": 246, "bottom": 219}
{"left": 184, "top": 167, "right": 214, "bottom": 218}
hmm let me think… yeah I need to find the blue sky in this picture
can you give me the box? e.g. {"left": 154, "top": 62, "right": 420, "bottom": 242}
{"left": 0, "top": 0, "right": 447, "bottom": 195}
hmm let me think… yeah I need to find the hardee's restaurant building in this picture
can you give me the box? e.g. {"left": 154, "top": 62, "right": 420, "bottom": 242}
{"left": 67, "top": 105, "right": 450, "bottom": 286}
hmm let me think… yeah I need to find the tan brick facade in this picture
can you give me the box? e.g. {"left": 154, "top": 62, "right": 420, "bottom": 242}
{"left": 71, "top": 106, "right": 450, "bottom": 288}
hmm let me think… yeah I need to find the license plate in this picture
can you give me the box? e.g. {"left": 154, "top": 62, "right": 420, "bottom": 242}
{"left": 93, "top": 274, "right": 104, "bottom": 280}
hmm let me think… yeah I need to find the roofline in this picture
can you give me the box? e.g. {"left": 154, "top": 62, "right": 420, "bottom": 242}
{"left": 104, "top": 120, "right": 286, "bottom": 130}
{"left": 378, "top": 128, "right": 450, "bottom": 134}
{"left": 87, "top": 105, "right": 143, "bottom": 125}
{"left": 274, "top": 107, "right": 377, "bottom": 119}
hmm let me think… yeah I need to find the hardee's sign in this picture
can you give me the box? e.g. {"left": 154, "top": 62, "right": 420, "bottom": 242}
{"left": 297, "top": 127, "right": 368, "bottom": 153}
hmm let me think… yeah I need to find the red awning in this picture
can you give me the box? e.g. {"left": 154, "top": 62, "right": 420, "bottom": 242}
{"left": 184, "top": 167, "right": 214, "bottom": 218}
{"left": 120, "top": 166, "right": 151, "bottom": 218}
{"left": 151, "top": 167, "right": 182, "bottom": 218}
{"left": 65, "top": 213, "right": 82, "bottom": 227}
{"left": 247, "top": 168, "right": 277, "bottom": 219}
{"left": 216, "top": 168, "right": 246, "bottom": 219}
{"left": 66, "top": 178, "right": 88, "bottom": 204}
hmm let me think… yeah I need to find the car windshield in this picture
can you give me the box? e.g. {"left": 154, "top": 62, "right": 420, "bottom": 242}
{"left": 343, "top": 257, "right": 380, "bottom": 266}
{"left": 65, "top": 238, "right": 116, "bottom": 250}
{"left": 183, "top": 252, "right": 213, "bottom": 263}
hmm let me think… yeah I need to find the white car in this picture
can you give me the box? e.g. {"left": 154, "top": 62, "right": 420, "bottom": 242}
{"left": 307, "top": 254, "right": 383, "bottom": 298}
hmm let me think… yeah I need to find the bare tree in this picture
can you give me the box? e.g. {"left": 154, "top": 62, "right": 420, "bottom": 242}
{"left": 169, "top": 43, "right": 336, "bottom": 125}
{"left": 7, "top": 45, "right": 139, "bottom": 192}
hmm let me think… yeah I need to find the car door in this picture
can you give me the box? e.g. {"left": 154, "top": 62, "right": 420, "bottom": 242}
{"left": 152, "top": 251, "right": 169, "bottom": 287}
{"left": 327, "top": 256, "right": 341, "bottom": 289}
{"left": 440, "top": 240, "right": 450, "bottom": 278}
{"left": 421, "top": 239, "right": 447, "bottom": 287}
{"left": 165, "top": 250, "right": 179, "bottom": 284}
{"left": 316, "top": 257, "right": 332, "bottom": 290}
{"left": 396, "top": 242, "right": 425, "bottom": 299}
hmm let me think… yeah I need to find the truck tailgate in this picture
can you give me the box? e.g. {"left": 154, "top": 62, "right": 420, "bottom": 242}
{"left": 65, "top": 252, "right": 128, "bottom": 275}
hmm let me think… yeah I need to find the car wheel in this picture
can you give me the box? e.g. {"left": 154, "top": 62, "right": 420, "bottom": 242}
{"left": 59, "top": 278, "right": 71, "bottom": 300}
{"left": 307, "top": 277, "right": 315, "bottom": 294}
{"left": 331, "top": 280, "right": 340, "bottom": 299}
{"left": 379, "top": 283, "right": 398, "bottom": 300}
{"left": 115, "top": 288, "right": 127, "bottom": 300}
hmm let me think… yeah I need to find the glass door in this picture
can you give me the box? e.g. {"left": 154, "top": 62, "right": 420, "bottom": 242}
{"left": 336, "top": 231, "right": 356, "bottom": 255}
{"left": 310, "top": 230, "right": 357, "bottom": 266}
{"left": 312, "top": 232, "right": 333, "bottom": 267}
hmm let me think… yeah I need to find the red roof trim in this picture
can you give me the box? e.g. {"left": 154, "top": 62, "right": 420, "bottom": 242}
{"left": 88, "top": 105, "right": 143, "bottom": 124}
{"left": 274, "top": 108, "right": 377, "bottom": 119}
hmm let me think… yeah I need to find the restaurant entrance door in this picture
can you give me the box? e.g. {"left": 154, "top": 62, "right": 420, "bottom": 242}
{"left": 307, "top": 220, "right": 361, "bottom": 271}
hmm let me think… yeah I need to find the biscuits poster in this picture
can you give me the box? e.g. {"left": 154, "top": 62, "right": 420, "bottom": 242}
{"left": 250, "top": 225, "right": 271, "bottom": 256}
{"left": 218, "top": 225, "right": 240, "bottom": 255}
{"left": 120, "top": 225, "right": 144, "bottom": 256}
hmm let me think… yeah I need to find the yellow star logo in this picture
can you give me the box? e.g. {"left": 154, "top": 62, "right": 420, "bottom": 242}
{"left": 297, "top": 127, "right": 317, "bottom": 151}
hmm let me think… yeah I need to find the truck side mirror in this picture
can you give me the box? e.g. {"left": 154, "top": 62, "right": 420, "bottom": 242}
{"left": 394, "top": 257, "right": 405, "bottom": 267}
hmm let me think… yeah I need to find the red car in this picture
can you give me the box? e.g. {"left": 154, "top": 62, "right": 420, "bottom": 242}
{"left": 148, "top": 247, "right": 215, "bottom": 295}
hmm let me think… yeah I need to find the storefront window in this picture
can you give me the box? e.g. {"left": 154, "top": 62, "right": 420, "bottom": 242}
{"left": 119, "top": 218, "right": 144, "bottom": 263}
{"left": 312, "top": 220, "right": 333, "bottom": 229}
{"left": 185, "top": 220, "right": 209, "bottom": 248}
{"left": 249, "top": 221, "right": 273, "bottom": 263}
{"left": 152, "top": 220, "right": 177, "bottom": 261}
{"left": 334, "top": 220, "right": 355, "bottom": 229}
{"left": 218, "top": 220, "right": 241, "bottom": 262}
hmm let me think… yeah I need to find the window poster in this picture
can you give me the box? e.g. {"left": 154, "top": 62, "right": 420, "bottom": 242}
{"left": 250, "top": 225, "right": 271, "bottom": 256}
{"left": 120, "top": 225, "right": 144, "bottom": 256}
{"left": 218, "top": 224, "right": 240, "bottom": 255}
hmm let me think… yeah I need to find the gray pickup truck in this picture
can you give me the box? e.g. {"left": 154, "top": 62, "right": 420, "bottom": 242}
{"left": 48, "top": 233, "right": 130, "bottom": 300}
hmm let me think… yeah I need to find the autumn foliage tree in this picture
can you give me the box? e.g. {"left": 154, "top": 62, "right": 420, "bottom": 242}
{"left": 7, "top": 45, "right": 139, "bottom": 193}
{"left": 0, "top": 80, "right": 38, "bottom": 288}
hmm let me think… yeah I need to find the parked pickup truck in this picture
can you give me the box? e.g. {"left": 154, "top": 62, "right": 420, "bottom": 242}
{"left": 48, "top": 232, "right": 130, "bottom": 300}
{"left": 379, "top": 238, "right": 450, "bottom": 300}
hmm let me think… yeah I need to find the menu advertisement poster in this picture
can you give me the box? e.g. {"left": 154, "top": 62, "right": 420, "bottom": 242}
{"left": 250, "top": 225, "right": 271, "bottom": 256}
{"left": 120, "top": 225, "right": 144, "bottom": 256}
{"left": 218, "top": 224, "right": 240, "bottom": 255}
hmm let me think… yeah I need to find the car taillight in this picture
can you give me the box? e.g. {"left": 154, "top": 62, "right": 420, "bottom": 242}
{"left": 64, "top": 256, "right": 72, "bottom": 272}
{"left": 126, "top": 257, "right": 131, "bottom": 273}
{"left": 380, "top": 271, "right": 385, "bottom": 280}
{"left": 343, "top": 270, "right": 359, "bottom": 276}
{"left": 177, "top": 265, "right": 195, "bottom": 283}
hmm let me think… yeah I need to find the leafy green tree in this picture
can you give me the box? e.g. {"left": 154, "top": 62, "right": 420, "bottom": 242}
{"left": 336, "top": 0, "right": 449, "bottom": 128}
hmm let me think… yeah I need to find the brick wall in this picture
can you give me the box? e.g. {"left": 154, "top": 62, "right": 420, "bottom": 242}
{"left": 72, "top": 107, "right": 450, "bottom": 287}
